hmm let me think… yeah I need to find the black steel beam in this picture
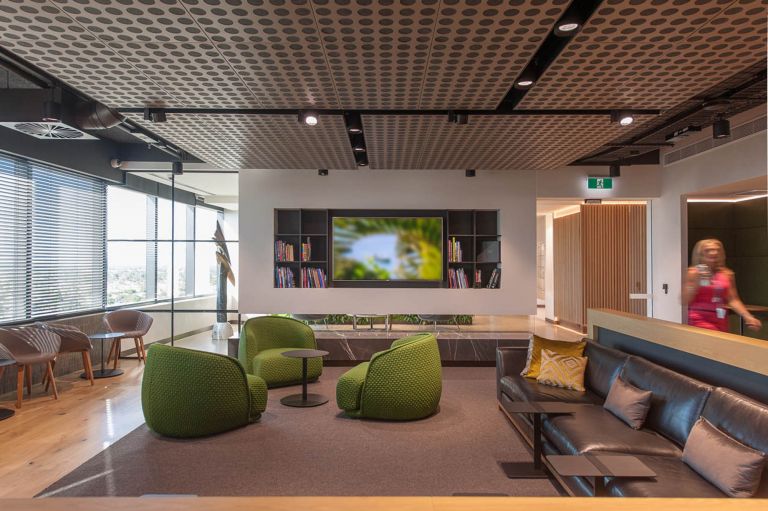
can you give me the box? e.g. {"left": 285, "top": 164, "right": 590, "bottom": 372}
{"left": 116, "top": 107, "right": 661, "bottom": 116}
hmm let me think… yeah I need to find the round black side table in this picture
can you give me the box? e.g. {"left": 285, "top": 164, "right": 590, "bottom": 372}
{"left": 82, "top": 332, "right": 126, "bottom": 379}
{"left": 279, "top": 349, "right": 329, "bottom": 407}
{"left": 0, "top": 359, "right": 16, "bottom": 420}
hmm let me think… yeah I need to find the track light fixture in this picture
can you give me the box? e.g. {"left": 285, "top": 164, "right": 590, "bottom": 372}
{"left": 172, "top": 161, "right": 183, "bottom": 175}
{"left": 465, "top": 169, "right": 476, "bottom": 177}
{"left": 609, "top": 163, "right": 621, "bottom": 177}
{"left": 42, "top": 100, "right": 62, "bottom": 122}
{"left": 447, "top": 111, "right": 469, "bottom": 125}
{"left": 554, "top": 19, "right": 581, "bottom": 36}
{"left": 356, "top": 157, "right": 369, "bottom": 167}
{"left": 514, "top": 66, "right": 538, "bottom": 90}
{"left": 610, "top": 110, "right": 634, "bottom": 126}
{"left": 712, "top": 115, "right": 731, "bottom": 139}
{"left": 345, "top": 113, "right": 363, "bottom": 133}
{"left": 318, "top": 168, "right": 328, "bottom": 176}
{"left": 143, "top": 107, "right": 167, "bottom": 123}
{"left": 298, "top": 111, "right": 319, "bottom": 126}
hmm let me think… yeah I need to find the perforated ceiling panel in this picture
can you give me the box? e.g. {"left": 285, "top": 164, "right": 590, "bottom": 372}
{"left": 312, "top": 0, "right": 569, "bottom": 109}
{"left": 520, "top": 0, "right": 768, "bottom": 109}
{"left": 364, "top": 114, "right": 654, "bottom": 170}
{"left": 126, "top": 113, "right": 355, "bottom": 169}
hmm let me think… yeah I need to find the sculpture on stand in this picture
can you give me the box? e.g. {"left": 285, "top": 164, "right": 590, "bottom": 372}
{"left": 212, "top": 221, "right": 235, "bottom": 340}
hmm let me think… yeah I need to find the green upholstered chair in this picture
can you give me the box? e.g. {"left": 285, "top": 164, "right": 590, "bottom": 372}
{"left": 336, "top": 332, "right": 442, "bottom": 420}
{"left": 238, "top": 316, "right": 322, "bottom": 388}
{"left": 141, "top": 344, "right": 267, "bottom": 438}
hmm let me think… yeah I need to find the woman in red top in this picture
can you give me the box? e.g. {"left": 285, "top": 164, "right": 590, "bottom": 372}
{"left": 684, "top": 239, "right": 762, "bottom": 333}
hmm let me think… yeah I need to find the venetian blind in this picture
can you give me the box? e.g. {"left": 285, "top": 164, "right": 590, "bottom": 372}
{"left": 0, "top": 153, "right": 106, "bottom": 322}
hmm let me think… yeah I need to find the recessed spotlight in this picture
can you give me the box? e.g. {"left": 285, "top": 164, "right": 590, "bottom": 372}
{"left": 514, "top": 66, "right": 538, "bottom": 90}
{"left": 356, "top": 155, "right": 369, "bottom": 167}
{"left": 298, "top": 111, "right": 319, "bottom": 126}
{"left": 353, "top": 145, "right": 366, "bottom": 152}
{"left": 619, "top": 116, "right": 634, "bottom": 126}
{"left": 318, "top": 168, "right": 328, "bottom": 176}
{"left": 555, "top": 21, "right": 580, "bottom": 36}
{"left": 713, "top": 116, "right": 731, "bottom": 139}
{"left": 465, "top": 169, "right": 476, "bottom": 177}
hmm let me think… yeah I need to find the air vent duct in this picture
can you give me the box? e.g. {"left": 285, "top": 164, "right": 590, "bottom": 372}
{"left": 76, "top": 102, "right": 124, "bottom": 130}
{"left": 0, "top": 121, "right": 98, "bottom": 140}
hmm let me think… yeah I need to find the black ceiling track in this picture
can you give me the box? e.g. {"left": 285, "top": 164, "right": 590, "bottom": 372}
{"left": 496, "top": 0, "right": 604, "bottom": 111}
{"left": 116, "top": 107, "right": 660, "bottom": 116}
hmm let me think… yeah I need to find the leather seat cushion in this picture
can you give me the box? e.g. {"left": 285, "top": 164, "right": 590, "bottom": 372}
{"left": 583, "top": 341, "right": 628, "bottom": 398}
{"left": 500, "top": 375, "right": 602, "bottom": 405}
{"left": 605, "top": 455, "right": 726, "bottom": 498}
{"left": 543, "top": 405, "right": 682, "bottom": 457}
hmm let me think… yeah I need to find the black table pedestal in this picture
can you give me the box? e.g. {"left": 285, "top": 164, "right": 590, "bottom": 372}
{"left": 500, "top": 412, "right": 548, "bottom": 479}
{"left": 80, "top": 336, "right": 124, "bottom": 379}
{"left": 280, "top": 355, "right": 329, "bottom": 407}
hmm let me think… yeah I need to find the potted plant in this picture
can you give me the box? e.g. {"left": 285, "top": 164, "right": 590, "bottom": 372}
{"left": 212, "top": 220, "right": 235, "bottom": 340}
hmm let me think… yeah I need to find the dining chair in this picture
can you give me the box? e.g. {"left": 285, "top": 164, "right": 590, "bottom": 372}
{"left": 104, "top": 310, "right": 154, "bottom": 368}
{"left": 37, "top": 322, "right": 95, "bottom": 386}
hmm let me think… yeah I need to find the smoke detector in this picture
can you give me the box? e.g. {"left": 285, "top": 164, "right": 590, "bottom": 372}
{"left": 0, "top": 121, "right": 98, "bottom": 140}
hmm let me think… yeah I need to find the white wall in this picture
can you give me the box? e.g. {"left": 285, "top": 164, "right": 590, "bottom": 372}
{"left": 544, "top": 212, "right": 556, "bottom": 321}
{"left": 536, "top": 165, "right": 661, "bottom": 199}
{"left": 239, "top": 169, "right": 537, "bottom": 315}
{"left": 651, "top": 106, "right": 768, "bottom": 322}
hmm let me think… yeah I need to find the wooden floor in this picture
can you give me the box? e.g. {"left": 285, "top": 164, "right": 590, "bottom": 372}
{"left": 0, "top": 313, "right": 579, "bottom": 498}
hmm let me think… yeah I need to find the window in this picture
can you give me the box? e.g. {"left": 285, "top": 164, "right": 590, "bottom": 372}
{"left": 0, "top": 154, "right": 105, "bottom": 323}
{"left": 106, "top": 186, "right": 221, "bottom": 306}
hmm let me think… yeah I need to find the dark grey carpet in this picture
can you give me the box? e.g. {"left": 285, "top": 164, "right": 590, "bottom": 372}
{"left": 39, "top": 367, "right": 558, "bottom": 497}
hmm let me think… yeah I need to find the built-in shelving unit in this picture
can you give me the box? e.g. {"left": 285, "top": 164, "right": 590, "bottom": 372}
{"left": 274, "top": 208, "right": 499, "bottom": 289}
{"left": 274, "top": 209, "right": 328, "bottom": 288}
{"left": 447, "top": 210, "right": 501, "bottom": 289}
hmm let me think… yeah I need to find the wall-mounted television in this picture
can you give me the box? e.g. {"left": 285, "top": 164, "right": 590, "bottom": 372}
{"left": 332, "top": 217, "right": 443, "bottom": 281}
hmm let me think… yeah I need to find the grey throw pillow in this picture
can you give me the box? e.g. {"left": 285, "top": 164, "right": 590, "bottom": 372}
{"left": 683, "top": 417, "right": 766, "bottom": 498}
{"left": 603, "top": 376, "right": 652, "bottom": 429}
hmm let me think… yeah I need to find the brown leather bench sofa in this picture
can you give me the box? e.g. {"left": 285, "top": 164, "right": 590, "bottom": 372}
{"left": 496, "top": 340, "right": 768, "bottom": 497}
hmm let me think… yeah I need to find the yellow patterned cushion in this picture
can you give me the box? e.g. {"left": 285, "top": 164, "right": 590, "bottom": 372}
{"left": 521, "top": 335, "right": 586, "bottom": 379}
{"left": 536, "top": 349, "right": 588, "bottom": 392}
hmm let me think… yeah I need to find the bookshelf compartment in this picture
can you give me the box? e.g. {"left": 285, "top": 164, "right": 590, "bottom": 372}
{"left": 300, "top": 235, "right": 328, "bottom": 262}
{"left": 276, "top": 209, "right": 300, "bottom": 235}
{"left": 475, "top": 210, "right": 498, "bottom": 236}
{"left": 301, "top": 209, "right": 328, "bottom": 235}
{"left": 448, "top": 210, "right": 474, "bottom": 235}
{"left": 475, "top": 237, "right": 500, "bottom": 264}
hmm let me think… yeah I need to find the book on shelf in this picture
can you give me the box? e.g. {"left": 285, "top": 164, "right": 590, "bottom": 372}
{"left": 275, "top": 240, "right": 295, "bottom": 262}
{"left": 301, "top": 237, "right": 311, "bottom": 262}
{"left": 275, "top": 266, "right": 296, "bottom": 288}
{"left": 474, "top": 269, "right": 481, "bottom": 287}
{"left": 448, "top": 237, "right": 463, "bottom": 262}
{"left": 448, "top": 267, "right": 470, "bottom": 289}
{"left": 301, "top": 267, "right": 327, "bottom": 288}
{"left": 486, "top": 268, "right": 501, "bottom": 289}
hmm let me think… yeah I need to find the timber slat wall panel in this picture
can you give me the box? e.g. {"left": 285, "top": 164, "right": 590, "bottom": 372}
{"left": 582, "top": 204, "right": 647, "bottom": 318}
{"left": 554, "top": 213, "right": 583, "bottom": 329}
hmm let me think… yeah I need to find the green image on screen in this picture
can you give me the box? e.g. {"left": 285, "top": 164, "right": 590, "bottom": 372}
{"left": 332, "top": 217, "right": 443, "bottom": 281}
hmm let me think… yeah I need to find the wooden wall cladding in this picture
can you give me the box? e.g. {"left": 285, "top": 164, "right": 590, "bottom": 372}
{"left": 554, "top": 213, "right": 583, "bottom": 329}
{"left": 554, "top": 204, "right": 647, "bottom": 331}
{"left": 581, "top": 204, "right": 647, "bottom": 318}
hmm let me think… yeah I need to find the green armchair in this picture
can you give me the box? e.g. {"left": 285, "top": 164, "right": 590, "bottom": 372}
{"left": 336, "top": 332, "right": 442, "bottom": 420}
{"left": 141, "top": 344, "right": 267, "bottom": 438}
{"left": 239, "top": 316, "right": 322, "bottom": 388}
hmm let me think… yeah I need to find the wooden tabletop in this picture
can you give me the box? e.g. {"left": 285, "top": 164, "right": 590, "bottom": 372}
{"left": 0, "top": 496, "right": 763, "bottom": 511}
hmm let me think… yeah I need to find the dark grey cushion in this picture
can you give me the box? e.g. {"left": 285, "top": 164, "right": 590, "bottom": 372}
{"left": 603, "top": 376, "right": 652, "bottom": 430}
{"left": 542, "top": 405, "right": 682, "bottom": 458}
{"left": 620, "top": 356, "right": 712, "bottom": 446}
{"left": 682, "top": 417, "right": 767, "bottom": 498}
{"left": 583, "top": 341, "right": 629, "bottom": 398}
{"left": 606, "top": 455, "right": 727, "bottom": 498}
{"left": 701, "top": 387, "right": 768, "bottom": 497}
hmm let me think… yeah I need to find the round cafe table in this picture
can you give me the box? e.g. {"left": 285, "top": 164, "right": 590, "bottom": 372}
{"left": 279, "top": 349, "right": 329, "bottom": 407}
{"left": 81, "top": 332, "right": 126, "bottom": 379}
{"left": 0, "top": 359, "right": 15, "bottom": 420}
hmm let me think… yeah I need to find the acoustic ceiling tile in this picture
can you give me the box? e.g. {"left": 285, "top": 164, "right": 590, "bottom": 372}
{"left": 520, "top": 0, "right": 767, "bottom": 109}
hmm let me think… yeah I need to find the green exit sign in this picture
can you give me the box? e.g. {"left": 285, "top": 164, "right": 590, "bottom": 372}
{"left": 588, "top": 177, "right": 613, "bottom": 189}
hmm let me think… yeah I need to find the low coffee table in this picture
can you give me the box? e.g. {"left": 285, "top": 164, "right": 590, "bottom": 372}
{"left": 547, "top": 454, "right": 656, "bottom": 496}
{"left": 499, "top": 401, "right": 585, "bottom": 479}
{"left": 280, "top": 349, "right": 329, "bottom": 407}
{"left": 0, "top": 359, "right": 15, "bottom": 420}
{"left": 83, "top": 332, "right": 126, "bottom": 379}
